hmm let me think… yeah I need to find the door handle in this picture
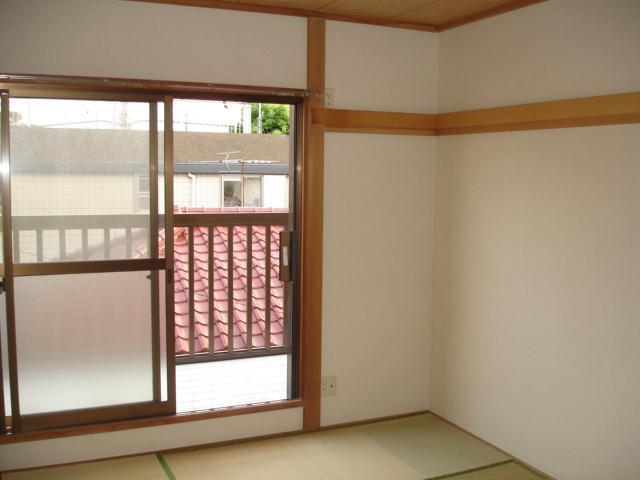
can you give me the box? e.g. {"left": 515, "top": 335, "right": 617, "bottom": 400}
{"left": 279, "top": 230, "right": 292, "bottom": 282}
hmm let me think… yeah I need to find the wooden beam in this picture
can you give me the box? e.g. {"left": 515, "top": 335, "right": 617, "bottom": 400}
{"left": 435, "top": 92, "right": 640, "bottom": 135}
{"left": 127, "top": 0, "right": 438, "bottom": 32}
{"left": 313, "top": 108, "right": 436, "bottom": 136}
{"left": 312, "top": 93, "right": 640, "bottom": 136}
{"left": 300, "top": 17, "right": 325, "bottom": 432}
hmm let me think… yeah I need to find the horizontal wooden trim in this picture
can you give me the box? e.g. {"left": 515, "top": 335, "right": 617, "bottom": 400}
{"left": 313, "top": 93, "right": 640, "bottom": 136}
{"left": 0, "top": 73, "right": 309, "bottom": 102}
{"left": 13, "top": 258, "right": 166, "bottom": 277}
{"left": 435, "top": 92, "right": 640, "bottom": 135}
{"left": 437, "top": 0, "right": 547, "bottom": 32}
{"left": 312, "top": 108, "right": 436, "bottom": 136}
{"left": 127, "top": 0, "right": 438, "bottom": 32}
{"left": 174, "top": 212, "right": 288, "bottom": 227}
{"left": 20, "top": 401, "right": 174, "bottom": 432}
{"left": 0, "top": 399, "right": 303, "bottom": 445}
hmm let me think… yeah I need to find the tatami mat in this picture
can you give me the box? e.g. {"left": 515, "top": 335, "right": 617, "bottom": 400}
{"left": 163, "top": 413, "right": 511, "bottom": 480}
{"left": 428, "top": 461, "right": 545, "bottom": 480}
{"left": 164, "top": 430, "right": 422, "bottom": 480}
{"left": 2, "top": 413, "right": 550, "bottom": 480}
{"left": 351, "top": 414, "right": 509, "bottom": 477}
{"left": 3, "top": 455, "right": 168, "bottom": 480}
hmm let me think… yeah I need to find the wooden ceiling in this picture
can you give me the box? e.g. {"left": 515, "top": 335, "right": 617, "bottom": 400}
{"left": 130, "top": 0, "right": 546, "bottom": 31}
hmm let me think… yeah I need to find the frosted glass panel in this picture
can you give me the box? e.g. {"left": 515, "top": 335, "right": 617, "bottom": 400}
{"left": 15, "top": 271, "right": 154, "bottom": 414}
{"left": 9, "top": 98, "right": 151, "bottom": 262}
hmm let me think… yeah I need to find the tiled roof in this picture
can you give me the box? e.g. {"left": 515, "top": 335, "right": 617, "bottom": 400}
{"left": 168, "top": 220, "right": 285, "bottom": 356}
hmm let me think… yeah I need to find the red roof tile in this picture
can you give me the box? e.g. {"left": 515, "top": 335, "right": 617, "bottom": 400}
{"left": 161, "top": 208, "right": 286, "bottom": 356}
{"left": 168, "top": 223, "right": 285, "bottom": 355}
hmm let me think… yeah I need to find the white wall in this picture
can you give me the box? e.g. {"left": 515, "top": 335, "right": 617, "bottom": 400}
{"left": 321, "top": 22, "right": 438, "bottom": 426}
{"left": 322, "top": 133, "right": 435, "bottom": 426}
{"left": 438, "top": 0, "right": 640, "bottom": 112}
{"left": 326, "top": 21, "right": 438, "bottom": 113}
{"left": 0, "top": 0, "right": 306, "bottom": 88}
{"left": 432, "top": 1, "right": 640, "bottom": 478}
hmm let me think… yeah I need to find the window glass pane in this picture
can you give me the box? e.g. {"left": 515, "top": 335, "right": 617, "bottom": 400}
{"left": 243, "top": 176, "right": 262, "bottom": 207}
{"left": 15, "top": 271, "right": 155, "bottom": 414}
{"left": 223, "top": 178, "right": 241, "bottom": 207}
{"left": 173, "top": 99, "right": 289, "bottom": 212}
{"left": 9, "top": 98, "right": 151, "bottom": 262}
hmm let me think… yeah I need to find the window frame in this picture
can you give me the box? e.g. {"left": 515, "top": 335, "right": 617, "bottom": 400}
{"left": 0, "top": 77, "right": 308, "bottom": 438}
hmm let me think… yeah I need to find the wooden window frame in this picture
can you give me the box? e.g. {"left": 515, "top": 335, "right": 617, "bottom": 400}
{"left": 0, "top": 74, "right": 322, "bottom": 440}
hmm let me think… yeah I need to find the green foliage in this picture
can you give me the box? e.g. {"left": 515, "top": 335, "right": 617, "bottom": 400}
{"left": 251, "top": 103, "right": 290, "bottom": 135}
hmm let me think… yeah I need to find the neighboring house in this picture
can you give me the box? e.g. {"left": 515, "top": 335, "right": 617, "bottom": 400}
{"left": 10, "top": 125, "right": 290, "bottom": 263}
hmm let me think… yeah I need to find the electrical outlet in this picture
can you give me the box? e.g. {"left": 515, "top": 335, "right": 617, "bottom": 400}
{"left": 324, "top": 88, "right": 335, "bottom": 108}
{"left": 321, "top": 375, "right": 337, "bottom": 396}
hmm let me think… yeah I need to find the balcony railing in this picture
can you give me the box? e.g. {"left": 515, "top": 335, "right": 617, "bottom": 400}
{"left": 173, "top": 212, "right": 289, "bottom": 364}
{"left": 9, "top": 210, "right": 290, "bottom": 364}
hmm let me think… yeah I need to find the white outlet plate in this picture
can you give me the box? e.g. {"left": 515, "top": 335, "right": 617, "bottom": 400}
{"left": 325, "top": 88, "right": 335, "bottom": 108}
{"left": 321, "top": 375, "right": 337, "bottom": 396}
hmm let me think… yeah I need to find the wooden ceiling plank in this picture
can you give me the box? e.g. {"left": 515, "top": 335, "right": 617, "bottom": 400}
{"left": 125, "top": 0, "right": 543, "bottom": 32}
{"left": 317, "top": 0, "right": 424, "bottom": 18}
{"left": 386, "top": 0, "right": 441, "bottom": 21}
{"left": 437, "top": 0, "right": 547, "bottom": 30}
{"left": 128, "top": 0, "right": 439, "bottom": 31}
{"left": 393, "top": 0, "right": 510, "bottom": 25}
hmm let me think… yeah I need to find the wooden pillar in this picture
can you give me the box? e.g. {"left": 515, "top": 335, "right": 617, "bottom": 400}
{"left": 301, "top": 16, "right": 325, "bottom": 431}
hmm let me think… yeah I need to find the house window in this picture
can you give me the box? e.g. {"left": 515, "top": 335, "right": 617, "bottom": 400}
{"left": 244, "top": 176, "right": 263, "bottom": 207}
{"left": 222, "top": 175, "right": 263, "bottom": 207}
{"left": 137, "top": 174, "right": 150, "bottom": 211}
{"left": 223, "top": 176, "right": 242, "bottom": 207}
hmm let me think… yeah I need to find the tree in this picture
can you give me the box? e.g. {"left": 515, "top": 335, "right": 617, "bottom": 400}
{"left": 251, "top": 103, "right": 290, "bottom": 135}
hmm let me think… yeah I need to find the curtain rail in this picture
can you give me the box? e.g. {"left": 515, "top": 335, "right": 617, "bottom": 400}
{"left": 0, "top": 73, "right": 322, "bottom": 100}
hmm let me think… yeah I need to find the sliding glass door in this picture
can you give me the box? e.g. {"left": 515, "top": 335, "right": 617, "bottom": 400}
{"left": 0, "top": 87, "right": 301, "bottom": 433}
{"left": 0, "top": 91, "right": 175, "bottom": 432}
